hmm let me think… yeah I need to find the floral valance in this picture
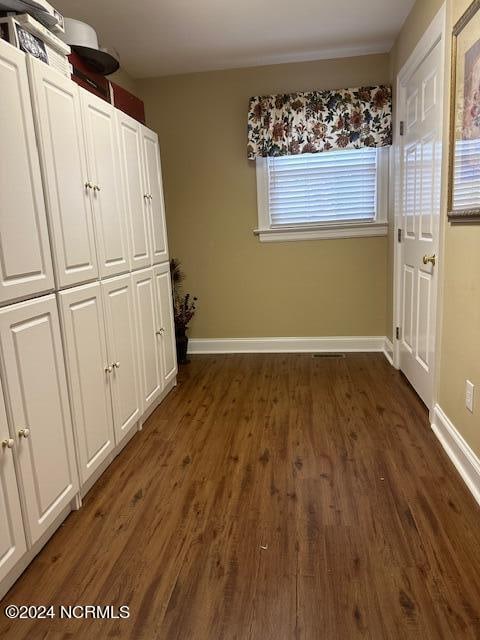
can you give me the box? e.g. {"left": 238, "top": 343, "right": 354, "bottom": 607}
{"left": 247, "top": 85, "right": 392, "bottom": 159}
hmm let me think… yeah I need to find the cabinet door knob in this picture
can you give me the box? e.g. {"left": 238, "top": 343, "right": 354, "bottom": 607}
{"left": 85, "top": 182, "right": 93, "bottom": 190}
{"left": 144, "top": 194, "right": 149, "bottom": 200}
{"left": 105, "top": 365, "right": 113, "bottom": 373}
{"left": 18, "top": 428, "right": 30, "bottom": 439}
{"left": 113, "top": 361, "right": 120, "bottom": 369}
{"left": 156, "top": 328, "right": 165, "bottom": 336}
{"left": 2, "top": 438, "right": 14, "bottom": 449}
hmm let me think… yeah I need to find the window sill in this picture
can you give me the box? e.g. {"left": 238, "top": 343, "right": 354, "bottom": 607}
{"left": 254, "top": 221, "right": 388, "bottom": 243}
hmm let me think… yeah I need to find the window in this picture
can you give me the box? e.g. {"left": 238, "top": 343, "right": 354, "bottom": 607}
{"left": 255, "top": 147, "right": 389, "bottom": 242}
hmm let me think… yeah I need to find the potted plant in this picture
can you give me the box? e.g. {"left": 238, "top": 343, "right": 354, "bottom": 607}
{"left": 170, "top": 258, "right": 197, "bottom": 364}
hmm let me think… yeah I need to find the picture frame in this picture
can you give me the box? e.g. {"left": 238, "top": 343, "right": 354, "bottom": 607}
{"left": 448, "top": 0, "right": 480, "bottom": 221}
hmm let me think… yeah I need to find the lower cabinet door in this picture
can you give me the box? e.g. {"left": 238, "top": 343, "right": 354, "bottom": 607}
{"left": 131, "top": 268, "right": 162, "bottom": 412}
{"left": 0, "top": 295, "right": 78, "bottom": 545}
{"left": 153, "top": 264, "right": 178, "bottom": 386}
{"left": 102, "top": 275, "right": 141, "bottom": 444}
{"left": 58, "top": 283, "right": 114, "bottom": 485}
{"left": 0, "top": 375, "right": 26, "bottom": 582}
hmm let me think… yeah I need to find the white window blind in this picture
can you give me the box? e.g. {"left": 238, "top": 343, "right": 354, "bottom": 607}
{"left": 452, "top": 138, "right": 480, "bottom": 211}
{"left": 267, "top": 147, "right": 378, "bottom": 226}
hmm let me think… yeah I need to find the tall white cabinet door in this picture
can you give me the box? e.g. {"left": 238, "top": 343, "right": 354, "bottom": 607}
{"left": 141, "top": 127, "right": 169, "bottom": 264}
{"left": 102, "top": 275, "right": 141, "bottom": 444}
{"left": 153, "top": 264, "right": 178, "bottom": 386}
{"left": 0, "top": 295, "right": 78, "bottom": 545}
{"left": 116, "top": 111, "right": 151, "bottom": 271}
{"left": 58, "top": 283, "right": 114, "bottom": 485}
{"left": 0, "top": 40, "right": 54, "bottom": 305}
{"left": 81, "top": 90, "right": 129, "bottom": 279}
{"left": 0, "top": 375, "right": 27, "bottom": 582}
{"left": 131, "top": 269, "right": 162, "bottom": 412}
{"left": 27, "top": 58, "right": 98, "bottom": 289}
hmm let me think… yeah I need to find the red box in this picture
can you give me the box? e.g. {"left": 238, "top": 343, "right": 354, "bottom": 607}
{"left": 110, "top": 81, "right": 145, "bottom": 124}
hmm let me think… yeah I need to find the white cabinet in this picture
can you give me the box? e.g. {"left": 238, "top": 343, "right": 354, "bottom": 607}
{"left": 81, "top": 90, "right": 130, "bottom": 279}
{"left": 117, "top": 111, "right": 152, "bottom": 271}
{"left": 132, "top": 269, "right": 162, "bottom": 412}
{"left": 0, "top": 375, "right": 27, "bottom": 583}
{"left": 153, "top": 264, "right": 177, "bottom": 386}
{"left": 141, "top": 127, "right": 169, "bottom": 264}
{"left": 0, "top": 40, "right": 54, "bottom": 305}
{"left": 58, "top": 283, "right": 114, "bottom": 485}
{"left": 102, "top": 275, "right": 141, "bottom": 444}
{"left": 0, "top": 295, "right": 78, "bottom": 545}
{"left": 27, "top": 58, "right": 99, "bottom": 289}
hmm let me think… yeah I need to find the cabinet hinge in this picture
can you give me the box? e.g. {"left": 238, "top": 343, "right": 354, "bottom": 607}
{"left": 399, "top": 121, "right": 405, "bottom": 136}
{"left": 397, "top": 228, "right": 402, "bottom": 243}
{"left": 396, "top": 327, "right": 401, "bottom": 340}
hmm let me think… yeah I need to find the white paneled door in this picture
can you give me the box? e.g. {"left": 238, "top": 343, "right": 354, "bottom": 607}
{"left": 81, "top": 90, "right": 130, "bottom": 279}
{"left": 132, "top": 269, "right": 162, "bottom": 412}
{"left": 141, "top": 127, "right": 169, "bottom": 264}
{"left": 102, "top": 275, "right": 141, "bottom": 444}
{"left": 0, "top": 40, "right": 54, "bottom": 305}
{"left": 59, "top": 283, "right": 114, "bottom": 484}
{"left": 0, "top": 374, "right": 26, "bottom": 583}
{"left": 153, "top": 264, "right": 178, "bottom": 386}
{"left": 117, "top": 111, "right": 152, "bottom": 271}
{"left": 0, "top": 295, "right": 78, "bottom": 545}
{"left": 399, "top": 39, "right": 443, "bottom": 408}
{"left": 28, "top": 58, "right": 99, "bottom": 289}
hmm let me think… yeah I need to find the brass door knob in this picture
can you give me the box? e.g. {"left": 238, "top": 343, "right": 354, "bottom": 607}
{"left": 94, "top": 184, "right": 101, "bottom": 192}
{"left": 2, "top": 438, "right": 14, "bottom": 449}
{"left": 105, "top": 365, "right": 113, "bottom": 373}
{"left": 85, "top": 181, "right": 94, "bottom": 190}
{"left": 18, "top": 428, "right": 30, "bottom": 439}
{"left": 113, "top": 361, "right": 120, "bottom": 369}
{"left": 422, "top": 254, "right": 436, "bottom": 266}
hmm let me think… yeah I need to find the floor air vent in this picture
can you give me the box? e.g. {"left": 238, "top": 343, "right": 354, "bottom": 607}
{"left": 312, "top": 353, "right": 346, "bottom": 359}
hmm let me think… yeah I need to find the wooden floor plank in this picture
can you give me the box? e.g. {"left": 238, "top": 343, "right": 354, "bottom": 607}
{"left": 1, "top": 353, "right": 480, "bottom": 639}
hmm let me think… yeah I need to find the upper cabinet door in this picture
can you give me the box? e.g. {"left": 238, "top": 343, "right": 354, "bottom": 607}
{"left": 0, "top": 295, "right": 78, "bottom": 545}
{"left": 0, "top": 41, "right": 54, "bottom": 305}
{"left": 116, "top": 111, "right": 151, "bottom": 271}
{"left": 81, "top": 90, "right": 129, "bottom": 279}
{"left": 141, "top": 127, "right": 169, "bottom": 264}
{"left": 27, "top": 58, "right": 99, "bottom": 289}
{"left": 153, "top": 264, "right": 178, "bottom": 386}
{"left": 58, "top": 282, "right": 114, "bottom": 485}
{"left": 0, "top": 374, "right": 27, "bottom": 583}
{"left": 102, "top": 275, "right": 141, "bottom": 444}
{"left": 131, "top": 269, "right": 162, "bottom": 412}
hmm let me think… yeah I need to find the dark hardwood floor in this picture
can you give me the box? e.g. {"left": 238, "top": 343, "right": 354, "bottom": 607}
{"left": 1, "top": 354, "right": 480, "bottom": 639}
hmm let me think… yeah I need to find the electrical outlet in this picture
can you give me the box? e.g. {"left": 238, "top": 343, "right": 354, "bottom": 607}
{"left": 465, "top": 380, "right": 474, "bottom": 413}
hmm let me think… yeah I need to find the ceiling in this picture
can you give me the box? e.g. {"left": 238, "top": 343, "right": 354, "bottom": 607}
{"left": 53, "top": 0, "right": 415, "bottom": 78}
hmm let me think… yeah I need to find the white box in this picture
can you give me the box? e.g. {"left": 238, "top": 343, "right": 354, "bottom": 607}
{"left": 0, "top": 14, "right": 70, "bottom": 76}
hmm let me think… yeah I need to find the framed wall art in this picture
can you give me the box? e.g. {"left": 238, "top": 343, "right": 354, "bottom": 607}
{"left": 448, "top": 0, "right": 480, "bottom": 221}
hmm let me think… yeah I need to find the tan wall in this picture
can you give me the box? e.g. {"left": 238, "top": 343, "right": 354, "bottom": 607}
{"left": 439, "top": 0, "right": 480, "bottom": 457}
{"left": 137, "top": 55, "right": 390, "bottom": 339}
{"left": 390, "top": 0, "right": 480, "bottom": 457}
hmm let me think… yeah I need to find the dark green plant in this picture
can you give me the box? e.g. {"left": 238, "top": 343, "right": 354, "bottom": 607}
{"left": 170, "top": 259, "right": 197, "bottom": 331}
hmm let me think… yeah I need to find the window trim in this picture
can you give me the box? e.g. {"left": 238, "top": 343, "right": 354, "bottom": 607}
{"left": 254, "top": 147, "right": 389, "bottom": 242}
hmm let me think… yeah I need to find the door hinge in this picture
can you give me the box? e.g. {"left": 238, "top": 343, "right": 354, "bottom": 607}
{"left": 397, "top": 228, "right": 402, "bottom": 242}
{"left": 396, "top": 327, "right": 401, "bottom": 340}
{"left": 399, "top": 121, "right": 405, "bottom": 136}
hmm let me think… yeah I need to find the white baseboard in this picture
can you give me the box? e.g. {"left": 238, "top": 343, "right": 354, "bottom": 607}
{"left": 188, "top": 336, "right": 385, "bottom": 355}
{"left": 431, "top": 404, "right": 480, "bottom": 507}
{"left": 383, "top": 337, "right": 394, "bottom": 365}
